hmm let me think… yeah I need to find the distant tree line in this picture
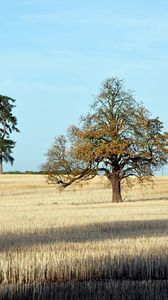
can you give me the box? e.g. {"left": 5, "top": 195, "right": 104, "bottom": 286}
{"left": 6, "top": 171, "right": 45, "bottom": 175}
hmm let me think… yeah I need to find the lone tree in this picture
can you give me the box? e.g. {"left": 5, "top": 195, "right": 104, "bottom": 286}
{"left": 0, "top": 95, "right": 20, "bottom": 173}
{"left": 44, "top": 78, "right": 168, "bottom": 202}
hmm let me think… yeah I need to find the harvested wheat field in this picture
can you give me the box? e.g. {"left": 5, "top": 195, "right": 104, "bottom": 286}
{"left": 0, "top": 174, "right": 168, "bottom": 299}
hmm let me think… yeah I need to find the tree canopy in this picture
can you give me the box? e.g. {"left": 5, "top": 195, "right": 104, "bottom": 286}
{"left": 43, "top": 78, "right": 168, "bottom": 202}
{"left": 0, "top": 95, "right": 20, "bottom": 173}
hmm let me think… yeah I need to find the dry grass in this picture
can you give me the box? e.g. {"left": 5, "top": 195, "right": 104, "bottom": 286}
{"left": 0, "top": 174, "right": 168, "bottom": 299}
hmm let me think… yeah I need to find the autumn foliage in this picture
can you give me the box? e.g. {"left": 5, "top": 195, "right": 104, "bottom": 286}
{"left": 44, "top": 78, "right": 168, "bottom": 202}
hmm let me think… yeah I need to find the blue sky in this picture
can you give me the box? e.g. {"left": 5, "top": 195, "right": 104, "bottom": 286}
{"left": 1, "top": 0, "right": 168, "bottom": 173}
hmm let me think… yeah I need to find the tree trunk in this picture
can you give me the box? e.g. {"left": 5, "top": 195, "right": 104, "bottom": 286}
{"left": 0, "top": 154, "right": 3, "bottom": 174}
{"left": 110, "top": 172, "right": 122, "bottom": 203}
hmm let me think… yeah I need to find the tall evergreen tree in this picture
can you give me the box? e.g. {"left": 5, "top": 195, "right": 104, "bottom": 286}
{"left": 0, "top": 96, "right": 20, "bottom": 173}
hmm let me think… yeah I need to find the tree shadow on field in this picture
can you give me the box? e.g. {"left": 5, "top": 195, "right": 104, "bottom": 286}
{"left": 0, "top": 218, "right": 168, "bottom": 251}
{"left": 1, "top": 280, "right": 168, "bottom": 300}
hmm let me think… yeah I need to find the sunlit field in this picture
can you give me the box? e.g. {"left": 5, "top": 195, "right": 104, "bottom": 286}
{"left": 0, "top": 174, "right": 168, "bottom": 299}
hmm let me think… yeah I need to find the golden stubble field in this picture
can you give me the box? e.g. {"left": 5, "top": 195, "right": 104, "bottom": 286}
{"left": 0, "top": 174, "right": 168, "bottom": 299}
